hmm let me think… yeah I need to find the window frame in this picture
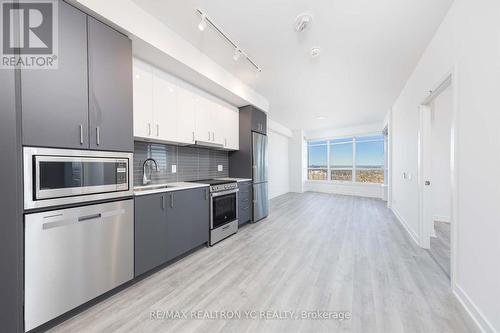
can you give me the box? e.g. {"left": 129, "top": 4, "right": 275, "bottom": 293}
{"left": 307, "top": 140, "right": 329, "bottom": 181}
{"left": 306, "top": 133, "right": 385, "bottom": 185}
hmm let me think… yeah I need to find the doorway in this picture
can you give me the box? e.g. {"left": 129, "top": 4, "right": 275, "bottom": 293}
{"left": 418, "top": 72, "right": 457, "bottom": 284}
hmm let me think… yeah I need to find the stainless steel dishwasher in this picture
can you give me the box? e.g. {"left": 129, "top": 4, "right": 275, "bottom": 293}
{"left": 24, "top": 199, "right": 134, "bottom": 331}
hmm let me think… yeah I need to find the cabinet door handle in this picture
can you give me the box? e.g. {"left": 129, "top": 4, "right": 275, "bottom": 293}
{"left": 78, "top": 213, "right": 101, "bottom": 222}
{"left": 192, "top": 131, "right": 195, "bottom": 142}
{"left": 96, "top": 127, "right": 100, "bottom": 145}
{"left": 148, "top": 123, "right": 152, "bottom": 136}
{"left": 208, "top": 131, "right": 211, "bottom": 141}
{"left": 170, "top": 194, "right": 173, "bottom": 208}
{"left": 225, "top": 138, "right": 227, "bottom": 147}
{"left": 79, "top": 125, "right": 84, "bottom": 144}
{"left": 212, "top": 132, "right": 215, "bottom": 141}
{"left": 156, "top": 124, "right": 160, "bottom": 137}
{"left": 162, "top": 195, "right": 166, "bottom": 210}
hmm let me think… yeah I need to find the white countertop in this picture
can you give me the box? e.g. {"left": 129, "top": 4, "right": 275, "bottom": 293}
{"left": 215, "top": 177, "right": 253, "bottom": 183}
{"left": 134, "top": 182, "right": 209, "bottom": 196}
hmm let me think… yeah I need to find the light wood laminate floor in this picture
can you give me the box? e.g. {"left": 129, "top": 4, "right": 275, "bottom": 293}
{"left": 429, "top": 221, "right": 451, "bottom": 278}
{"left": 49, "top": 192, "right": 477, "bottom": 333}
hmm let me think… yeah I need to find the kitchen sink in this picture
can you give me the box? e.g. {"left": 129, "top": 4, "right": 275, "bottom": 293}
{"left": 134, "top": 184, "right": 176, "bottom": 192}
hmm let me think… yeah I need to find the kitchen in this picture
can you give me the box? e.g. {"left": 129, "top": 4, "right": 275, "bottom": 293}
{"left": 2, "top": 0, "right": 499, "bottom": 332}
{"left": 2, "top": 0, "right": 269, "bottom": 331}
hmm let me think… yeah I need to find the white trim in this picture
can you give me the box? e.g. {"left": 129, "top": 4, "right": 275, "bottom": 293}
{"left": 305, "top": 180, "right": 383, "bottom": 187}
{"left": 453, "top": 285, "right": 497, "bottom": 333}
{"left": 418, "top": 67, "right": 458, "bottom": 289}
{"left": 306, "top": 132, "right": 383, "bottom": 143}
{"left": 433, "top": 215, "right": 451, "bottom": 223}
{"left": 391, "top": 207, "right": 419, "bottom": 246}
{"left": 449, "top": 64, "right": 459, "bottom": 291}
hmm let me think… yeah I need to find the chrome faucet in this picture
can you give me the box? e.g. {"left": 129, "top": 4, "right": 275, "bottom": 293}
{"left": 142, "top": 158, "right": 160, "bottom": 185}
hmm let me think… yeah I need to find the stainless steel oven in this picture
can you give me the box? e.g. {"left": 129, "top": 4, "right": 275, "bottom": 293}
{"left": 23, "top": 147, "right": 133, "bottom": 209}
{"left": 210, "top": 186, "right": 239, "bottom": 245}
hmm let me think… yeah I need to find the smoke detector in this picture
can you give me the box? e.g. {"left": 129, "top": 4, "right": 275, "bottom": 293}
{"left": 294, "top": 13, "right": 313, "bottom": 32}
{"left": 310, "top": 47, "right": 321, "bottom": 58}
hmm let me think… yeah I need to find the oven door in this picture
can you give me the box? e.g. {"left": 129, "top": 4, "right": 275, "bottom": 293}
{"left": 211, "top": 190, "right": 238, "bottom": 229}
{"left": 24, "top": 147, "right": 133, "bottom": 210}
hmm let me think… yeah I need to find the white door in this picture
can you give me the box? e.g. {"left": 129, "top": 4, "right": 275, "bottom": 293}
{"left": 194, "top": 96, "right": 212, "bottom": 142}
{"left": 153, "top": 70, "right": 178, "bottom": 142}
{"left": 177, "top": 87, "right": 196, "bottom": 144}
{"left": 132, "top": 60, "right": 153, "bottom": 138}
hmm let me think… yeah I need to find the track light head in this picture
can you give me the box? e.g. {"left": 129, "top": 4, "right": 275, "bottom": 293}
{"left": 233, "top": 49, "right": 242, "bottom": 61}
{"left": 198, "top": 14, "right": 207, "bottom": 31}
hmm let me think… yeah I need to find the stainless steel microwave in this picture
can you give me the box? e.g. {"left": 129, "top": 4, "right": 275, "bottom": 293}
{"left": 23, "top": 147, "right": 133, "bottom": 210}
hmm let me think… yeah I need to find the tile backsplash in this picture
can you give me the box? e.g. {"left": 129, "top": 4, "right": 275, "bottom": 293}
{"left": 134, "top": 141, "right": 229, "bottom": 186}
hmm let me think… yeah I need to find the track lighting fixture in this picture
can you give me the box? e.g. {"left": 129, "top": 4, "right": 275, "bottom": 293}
{"left": 198, "top": 13, "right": 207, "bottom": 31}
{"left": 233, "top": 49, "right": 242, "bottom": 61}
{"left": 195, "top": 8, "right": 262, "bottom": 73}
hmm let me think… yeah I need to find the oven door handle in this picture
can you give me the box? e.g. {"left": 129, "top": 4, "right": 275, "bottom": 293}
{"left": 211, "top": 189, "right": 239, "bottom": 197}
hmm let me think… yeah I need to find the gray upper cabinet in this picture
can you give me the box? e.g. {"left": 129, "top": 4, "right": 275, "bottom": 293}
{"left": 166, "top": 188, "right": 209, "bottom": 261}
{"left": 134, "top": 193, "right": 168, "bottom": 277}
{"left": 251, "top": 107, "right": 267, "bottom": 134}
{"left": 229, "top": 105, "right": 268, "bottom": 179}
{"left": 88, "top": 17, "right": 133, "bottom": 152}
{"left": 21, "top": 1, "right": 89, "bottom": 149}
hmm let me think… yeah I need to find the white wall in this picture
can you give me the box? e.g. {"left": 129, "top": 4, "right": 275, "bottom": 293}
{"left": 305, "top": 182, "right": 384, "bottom": 199}
{"left": 430, "top": 85, "right": 453, "bottom": 222}
{"left": 389, "top": 0, "right": 500, "bottom": 331}
{"left": 70, "top": 0, "right": 269, "bottom": 111}
{"left": 267, "top": 119, "right": 292, "bottom": 199}
{"left": 268, "top": 130, "right": 290, "bottom": 199}
{"left": 289, "top": 130, "right": 306, "bottom": 193}
{"left": 306, "top": 122, "right": 384, "bottom": 140}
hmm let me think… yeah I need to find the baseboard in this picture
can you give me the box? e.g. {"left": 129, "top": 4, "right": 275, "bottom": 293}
{"left": 453, "top": 284, "right": 497, "bottom": 333}
{"left": 433, "top": 215, "right": 451, "bottom": 223}
{"left": 391, "top": 207, "right": 419, "bottom": 246}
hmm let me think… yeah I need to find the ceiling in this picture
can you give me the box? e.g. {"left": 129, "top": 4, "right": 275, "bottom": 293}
{"left": 132, "top": 0, "right": 453, "bottom": 131}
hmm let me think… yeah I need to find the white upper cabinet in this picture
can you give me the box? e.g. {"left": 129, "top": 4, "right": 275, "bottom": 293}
{"left": 176, "top": 87, "right": 196, "bottom": 144}
{"left": 133, "top": 60, "right": 153, "bottom": 138}
{"left": 225, "top": 107, "right": 240, "bottom": 150}
{"left": 133, "top": 59, "right": 239, "bottom": 150}
{"left": 194, "top": 96, "right": 212, "bottom": 142}
{"left": 152, "top": 69, "right": 177, "bottom": 142}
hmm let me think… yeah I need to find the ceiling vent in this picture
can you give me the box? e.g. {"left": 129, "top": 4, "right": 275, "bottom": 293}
{"left": 294, "top": 13, "right": 313, "bottom": 32}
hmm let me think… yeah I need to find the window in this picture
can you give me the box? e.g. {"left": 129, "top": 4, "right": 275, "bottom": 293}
{"left": 355, "top": 136, "right": 385, "bottom": 184}
{"left": 307, "top": 134, "right": 385, "bottom": 184}
{"left": 330, "top": 139, "right": 353, "bottom": 181}
{"left": 307, "top": 140, "right": 328, "bottom": 180}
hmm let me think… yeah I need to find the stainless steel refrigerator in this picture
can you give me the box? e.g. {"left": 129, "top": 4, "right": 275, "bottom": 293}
{"left": 252, "top": 132, "right": 269, "bottom": 221}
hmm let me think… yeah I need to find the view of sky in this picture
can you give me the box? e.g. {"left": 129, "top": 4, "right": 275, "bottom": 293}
{"left": 308, "top": 136, "right": 384, "bottom": 168}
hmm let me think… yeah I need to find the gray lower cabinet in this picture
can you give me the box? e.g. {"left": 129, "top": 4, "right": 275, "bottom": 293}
{"left": 166, "top": 188, "right": 209, "bottom": 261}
{"left": 134, "top": 193, "right": 168, "bottom": 276}
{"left": 135, "top": 187, "right": 209, "bottom": 277}
{"left": 21, "top": 1, "right": 89, "bottom": 149}
{"left": 238, "top": 181, "right": 253, "bottom": 225}
{"left": 87, "top": 17, "right": 134, "bottom": 152}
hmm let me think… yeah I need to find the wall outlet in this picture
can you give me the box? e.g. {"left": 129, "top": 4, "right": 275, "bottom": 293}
{"left": 171, "top": 165, "right": 177, "bottom": 173}
{"left": 217, "top": 165, "right": 223, "bottom": 172}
